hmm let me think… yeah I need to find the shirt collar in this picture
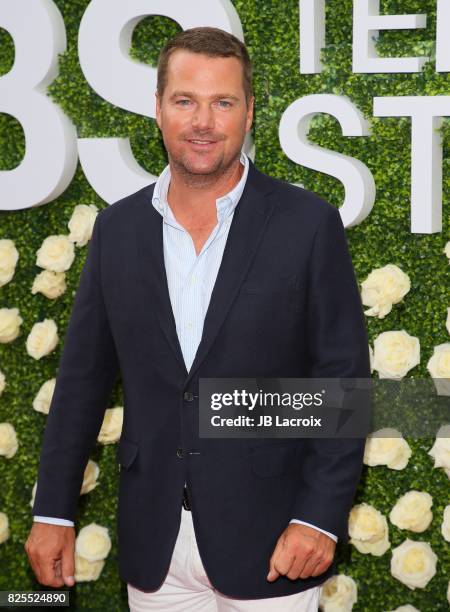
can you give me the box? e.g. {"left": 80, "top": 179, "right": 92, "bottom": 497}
{"left": 152, "top": 151, "right": 249, "bottom": 225}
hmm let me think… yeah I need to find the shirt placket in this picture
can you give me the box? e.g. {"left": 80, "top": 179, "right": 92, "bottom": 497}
{"left": 179, "top": 221, "right": 224, "bottom": 371}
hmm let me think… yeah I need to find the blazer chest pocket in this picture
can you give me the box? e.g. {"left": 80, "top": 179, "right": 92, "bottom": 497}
{"left": 249, "top": 444, "right": 295, "bottom": 478}
{"left": 240, "top": 277, "right": 300, "bottom": 296}
{"left": 116, "top": 436, "right": 139, "bottom": 470}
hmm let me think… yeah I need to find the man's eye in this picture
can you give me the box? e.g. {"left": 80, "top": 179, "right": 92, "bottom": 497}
{"left": 217, "top": 100, "right": 232, "bottom": 108}
{"left": 176, "top": 99, "right": 191, "bottom": 106}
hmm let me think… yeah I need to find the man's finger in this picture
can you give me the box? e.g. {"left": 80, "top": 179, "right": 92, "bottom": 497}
{"left": 266, "top": 563, "right": 280, "bottom": 581}
{"left": 54, "top": 559, "right": 62, "bottom": 578}
{"left": 267, "top": 537, "right": 284, "bottom": 581}
{"left": 310, "top": 553, "right": 334, "bottom": 577}
{"left": 27, "top": 557, "right": 42, "bottom": 585}
{"left": 298, "top": 552, "right": 323, "bottom": 579}
{"left": 285, "top": 555, "right": 305, "bottom": 580}
{"left": 267, "top": 551, "right": 281, "bottom": 580}
{"left": 40, "top": 558, "right": 64, "bottom": 588}
{"left": 267, "top": 538, "right": 296, "bottom": 581}
{"left": 299, "top": 542, "right": 334, "bottom": 579}
{"left": 61, "top": 545, "right": 75, "bottom": 587}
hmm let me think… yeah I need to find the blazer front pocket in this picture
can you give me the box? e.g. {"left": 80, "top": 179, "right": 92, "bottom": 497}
{"left": 240, "top": 277, "right": 300, "bottom": 295}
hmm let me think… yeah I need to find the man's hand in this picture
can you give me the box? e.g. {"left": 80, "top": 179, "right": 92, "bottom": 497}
{"left": 24, "top": 523, "right": 76, "bottom": 588}
{"left": 267, "top": 523, "right": 335, "bottom": 582}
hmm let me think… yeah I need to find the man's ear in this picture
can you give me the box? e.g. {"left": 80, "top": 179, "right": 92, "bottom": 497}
{"left": 245, "top": 96, "right": 254, "bottom": 133}
{"left": 155, "top": 91, "right": 162, "bottom": 130}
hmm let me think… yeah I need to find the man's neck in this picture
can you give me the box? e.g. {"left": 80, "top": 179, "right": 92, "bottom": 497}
{"left": 166, "top": 156, "right": 244, "bottom": 228}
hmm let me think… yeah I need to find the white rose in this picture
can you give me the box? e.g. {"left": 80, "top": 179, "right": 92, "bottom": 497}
{"left": 373, "top": 331, "right": 420, "bottom": 380}
{"left": 369, "top": 345, "right": 374, "bottom": 372}
{"left": 427, "top": 343, "right": 450, "bottom": 396}
{"left": 29, "top": 481, "right": 37, "bottom": 508}
{"left": 447, "top": 580, "right": 450, "bottom": 605}
{"left": 0, "top": 307, "right": 23, "bottom": 343}
{"left": 26, "top": 319, "right": 59, "bottom": 360}
{"left": 390, "top": 539, "right": 437, "bottom": 590}
{"left": 389, "top": 491, "right": 433, "bottom": 533}
{"left": 428, "top": 424, "right": 450, "bottom": 471}
{"left": 319, "top": 574, "right": 357, "bottom": 612}
{"left": 348, "top": 503, "right": 390, "bottom": 556}
{"left": 0, "top": 369, "right": 5, "bottom": 396}
{"left": 444, "top": 241, "right": 450, "bottom": 261}
{"left": 32, "top": 378, "right": 56, "bottom": 415}
{"left": 31, "top": 270, "right": 66, "bottom": 299}
{"left": 80, "top": 460, "right": 100, "bottom": 495}
{"left": 388, "top": 606, "right": 420, "bottom": 612}
{"left": 0, "top": 422, "right": 18, "bottom": 458}
{"left": 75, "top": 523, "right": 111, "bottom": 562}
{"left": 364, "top": 428, "right": 412, "bottom": 470}
{"left": 97, "top": 407, "right": 123, "bottom": 445}
{"left": 446, "top": 308, "right": 450, "bottom": 336}
{"left": 36, "top": 235, "right": 75, "bottom": 273}
{"left": 441, "top": 505, "right": 450, "bottom": 542}
{"left": 361, "top": 264, "right": 410, "bottom": 319}
{"left": 74, "top": 553, "right": 105, "bottom": 582}
{"left": 0, "top": 239, "right": 19, "bottom": 287}
{"left": 0, "top": 512, "right": 10, "bottom": 544}
{"left": 68, "top": 204, "right": 98, "bottom": 247}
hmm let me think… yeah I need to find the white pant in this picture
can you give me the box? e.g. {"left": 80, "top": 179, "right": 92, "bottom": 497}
{"left": 127, "top": 507, "right": 322, "bottom": 611}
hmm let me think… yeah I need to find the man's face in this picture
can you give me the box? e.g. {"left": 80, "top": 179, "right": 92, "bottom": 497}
{"left": 155, "top": 50, "right": 254, "bottom": 177}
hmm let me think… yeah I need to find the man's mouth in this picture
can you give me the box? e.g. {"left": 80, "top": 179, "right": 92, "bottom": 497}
{"left": 187, "top": 139, "right": 216, "bottom": 145}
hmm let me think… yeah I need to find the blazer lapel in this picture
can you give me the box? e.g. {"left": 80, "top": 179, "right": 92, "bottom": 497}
{"left": 185, "top": 162, "right": 277, "bottom": 384}
{"left": 135, "top": 188, "right": 189, "bottom": 377}
{"left": 134, "top": 161, "right": 277, "bottom": 384}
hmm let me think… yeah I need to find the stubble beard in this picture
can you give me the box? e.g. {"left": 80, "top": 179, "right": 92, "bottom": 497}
{"left": 166, "top": 138, "right": 242, "bottom": 190}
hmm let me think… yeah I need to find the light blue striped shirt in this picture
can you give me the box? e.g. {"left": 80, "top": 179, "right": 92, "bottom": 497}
{"left": 34, "top": 152, "right": 337, "bottom": 542}
{"left": 152, "top": 152, "right": 250, "bottom": 372}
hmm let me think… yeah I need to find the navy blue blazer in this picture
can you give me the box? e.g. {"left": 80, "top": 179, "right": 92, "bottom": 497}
{"left": 32, "top": 159, "right": 371, "bottom": 598}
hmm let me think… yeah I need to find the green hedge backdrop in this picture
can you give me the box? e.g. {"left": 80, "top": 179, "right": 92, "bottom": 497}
{"left": 0, "top": 0, "right": 449, "bottom": 610}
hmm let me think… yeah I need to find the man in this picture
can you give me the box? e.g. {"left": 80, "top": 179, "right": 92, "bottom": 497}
{"left": 25, "top": 27, "right": 370, "bottom": 611}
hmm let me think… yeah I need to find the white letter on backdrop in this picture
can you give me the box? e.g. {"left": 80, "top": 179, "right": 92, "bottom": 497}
{"left": 0, "top": 0, "right": 77, "bottom": 211}
{"left": 353, "top": 0, "right": 427, "bottom": 73}
{"left": 279, "top": 94, "right": 375, "bottom": 228}
{"left": 78, "top": 0, "right": 247, "bottom": 204}
{"left": 436, "top": 0, "right": 450, "bottom": 72}
{"left": 299, "top": 0, "right": 325, "bottom": 74}
{"left": 373, "top": 96, "right": 450, "bottom": 234}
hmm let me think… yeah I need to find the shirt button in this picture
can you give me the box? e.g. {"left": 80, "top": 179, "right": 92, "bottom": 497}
{"left": 183, "top": 391, "right": 194, "bottom": 402}
{"left": 176, "top": 447, "right": 183, "bottom": 458}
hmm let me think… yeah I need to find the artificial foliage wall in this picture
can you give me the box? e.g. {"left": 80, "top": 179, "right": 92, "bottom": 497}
{"left": 0, "top": 1, "right": 449, "bottom": 610}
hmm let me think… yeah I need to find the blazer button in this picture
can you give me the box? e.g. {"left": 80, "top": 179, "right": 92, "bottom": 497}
{"left": 183, "top": 391, "right": 194, "bottom": 402}
{"left": 176, "top": 447, "right": 184, "bottom": 458}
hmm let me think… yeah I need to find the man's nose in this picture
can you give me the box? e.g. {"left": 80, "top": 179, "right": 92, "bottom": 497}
{"left": 191, "top": 104, "right": 215, "bottom": 131}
